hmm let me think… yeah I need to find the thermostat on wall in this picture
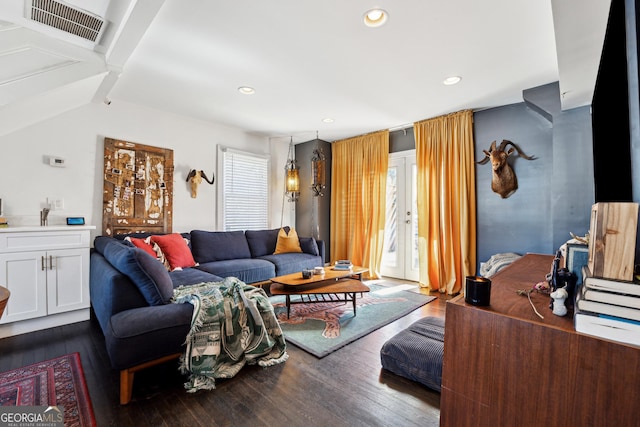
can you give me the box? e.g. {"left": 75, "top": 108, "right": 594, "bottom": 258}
{"left": 49, "top": 156, "right": 66, "bottom": 167}
{"left": 66, "top": 217, "right": 85, "bottom": 226}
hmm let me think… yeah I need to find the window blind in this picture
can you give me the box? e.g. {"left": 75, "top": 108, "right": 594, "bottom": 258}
{"left": 219, "top": 146, "right": 270, "bottom": 231}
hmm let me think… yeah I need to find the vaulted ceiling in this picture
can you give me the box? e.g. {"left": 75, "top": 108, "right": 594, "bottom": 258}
{"left": 0, "top": 0, "right": 611, "bottom": 141}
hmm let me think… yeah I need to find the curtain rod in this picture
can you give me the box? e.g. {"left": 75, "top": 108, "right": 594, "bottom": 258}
{"left": 391, "top": 108, "right": 476, "bottom": 132}
{"left": 329, "top": 108, "right": 479, "bottom": 142}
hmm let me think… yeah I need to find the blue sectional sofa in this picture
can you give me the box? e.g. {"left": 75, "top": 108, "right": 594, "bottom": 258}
{"left": 89, "top": 227, "right": 324, "bottom": 404}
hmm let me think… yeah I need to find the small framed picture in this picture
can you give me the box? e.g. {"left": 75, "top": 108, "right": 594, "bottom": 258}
{"left": 566, "top": 243, "right": 589, "bottom": 285}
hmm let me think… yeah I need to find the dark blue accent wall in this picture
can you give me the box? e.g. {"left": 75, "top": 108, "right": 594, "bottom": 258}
{"left": 474, "top": 103, "right": 554, "bottom": 266}
{"left": 295, "top": 138, "right": 332, "bottom": 263}
{"left": 474, "top": 83, "right": 594, "bottom": 271}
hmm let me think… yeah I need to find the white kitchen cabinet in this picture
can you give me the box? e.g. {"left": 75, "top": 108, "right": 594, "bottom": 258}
{"left": 0, "top": 226, "right": 95, "bottom": 337}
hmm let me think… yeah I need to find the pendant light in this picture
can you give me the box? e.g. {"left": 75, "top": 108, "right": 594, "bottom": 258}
{"left": 285, "top": 137, "right": 299, "bottom": 202}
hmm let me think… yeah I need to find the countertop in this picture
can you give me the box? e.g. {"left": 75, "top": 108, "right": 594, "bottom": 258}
{"left": 0, "top": 225, "right": 96, "bottom": 232}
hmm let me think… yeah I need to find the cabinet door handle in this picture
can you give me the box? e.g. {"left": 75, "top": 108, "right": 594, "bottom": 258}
{"left": 49, "top": 255, "right": 54, "bottom": 270}
{"left": 41, "top": 256, "right": 46, "bottom": 271}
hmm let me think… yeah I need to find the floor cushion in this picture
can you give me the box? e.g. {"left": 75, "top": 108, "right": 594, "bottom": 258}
{"left": 380, "top": 316, "right": 445, "bottom": 392}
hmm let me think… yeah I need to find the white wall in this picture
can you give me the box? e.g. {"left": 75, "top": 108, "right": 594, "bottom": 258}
{"left": 0, "top": 99, "right": 293, "bottom": 243}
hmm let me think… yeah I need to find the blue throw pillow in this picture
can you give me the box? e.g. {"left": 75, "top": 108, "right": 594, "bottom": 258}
{"left": 245, "top": 228, "right": 281, "bottom": 257}
{"left": 99, "top": 238, "right": 173, "bottom": 305}
{"left": 245, "top": 227, "right": 291, "bottom": 257}
{"left": 299, "top": 237, "right": 319, "bottom": 256}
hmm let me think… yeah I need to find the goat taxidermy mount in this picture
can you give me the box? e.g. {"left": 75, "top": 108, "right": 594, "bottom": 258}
{"left": 477, "top": 140, "right": 536, "bottom": 198}
{"left": 186, "top": 169, "right": 214, "bottom": 198}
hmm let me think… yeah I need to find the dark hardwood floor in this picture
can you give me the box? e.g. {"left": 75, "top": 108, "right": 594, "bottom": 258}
{"left": 0, "top": 280, "right": 450, "bottom": 427}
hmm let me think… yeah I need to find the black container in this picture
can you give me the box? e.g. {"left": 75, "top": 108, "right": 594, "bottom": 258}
{"left": 465, "top": 276, "right": 491, "bottom": 306}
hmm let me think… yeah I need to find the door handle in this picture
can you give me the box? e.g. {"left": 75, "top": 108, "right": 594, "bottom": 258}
{"left": 49, "top": 255, "right": 54, "bottom": 270}
{"left": 41, "top": 256, "right": 46, "bottom": 271}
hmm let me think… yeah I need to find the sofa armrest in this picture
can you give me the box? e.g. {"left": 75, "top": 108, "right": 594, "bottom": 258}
{"left": 316, "top": 240, "right": 326, "bottom": 264}
{"left": 90, "top": 251, "right": 148, "bottom": 334}
{"left": 105, "top": 303, "right": 193, "bottom": 370}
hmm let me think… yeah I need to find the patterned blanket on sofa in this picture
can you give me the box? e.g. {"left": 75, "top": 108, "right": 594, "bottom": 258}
{"left": 173, "top": 277, "right": 288, "bottom": 392}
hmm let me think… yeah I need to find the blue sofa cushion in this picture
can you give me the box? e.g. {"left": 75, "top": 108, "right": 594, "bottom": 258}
{"left": 196, "top": 258, "right": 275, "bottom": 284}
{"left": 169, "top": 268, "right": 223, "bottom": 288}
{"left": 258, "top": 252, "right": 323, "bottom": 276}
{"left": 190, "top": 230, "right": 251, "bottom": 262}
{"left": 94, "top": 236, "right": 173, "bottom": 306}
{"left": 245, "top": 227, "right": 287, "bottom": 257}
{"left": 380, "top": 316, "right": 445, "bottom": 392}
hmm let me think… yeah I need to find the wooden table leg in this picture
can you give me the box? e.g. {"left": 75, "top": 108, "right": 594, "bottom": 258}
{"left": 286, "top": 295, "right": 291, "bottom": 319}
{"left": 351, "top": 292, "right": 357, "bottom": 315}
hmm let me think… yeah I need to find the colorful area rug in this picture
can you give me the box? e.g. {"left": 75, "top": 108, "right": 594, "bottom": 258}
{"left": 0, "top": 352, "right": 97, "bottom": 426}
{"left": 270, "top": 281, "right": 436, "bottom": 358}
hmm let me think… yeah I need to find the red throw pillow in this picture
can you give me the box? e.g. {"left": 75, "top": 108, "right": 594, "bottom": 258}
{"left": 149, "top": 233, "right": 197, "bottom": 271}
{"left": 125, "top": 237, "right": 157, "bottom": 258}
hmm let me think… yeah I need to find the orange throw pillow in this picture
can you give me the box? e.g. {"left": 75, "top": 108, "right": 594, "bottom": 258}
{"left": 273, "top": 228, "right": 303, "bottom": 254}
{"left": 149, "top": 233, "right": 197, "bottom": 271}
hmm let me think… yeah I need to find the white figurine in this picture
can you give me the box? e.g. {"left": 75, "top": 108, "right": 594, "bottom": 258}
{"left": 550, "top": 287, "right": 569, "bottom": 316}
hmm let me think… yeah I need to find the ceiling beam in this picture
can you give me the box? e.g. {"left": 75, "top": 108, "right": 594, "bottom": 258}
{"left": 91, "top": 0, "right": 166, "bottom": 103}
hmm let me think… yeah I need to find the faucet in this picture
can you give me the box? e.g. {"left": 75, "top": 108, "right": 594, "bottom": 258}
{"left": 40, "top": 208, "right": 50, "bottom": 226}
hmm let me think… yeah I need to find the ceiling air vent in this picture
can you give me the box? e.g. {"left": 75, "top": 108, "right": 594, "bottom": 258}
{"left": 28, "top": 0, "right": 105, "bottom": 43}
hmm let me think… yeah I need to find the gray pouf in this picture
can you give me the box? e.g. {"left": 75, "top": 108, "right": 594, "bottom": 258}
{"left": 380, "top": 316, "right": 445, "bottom": 392}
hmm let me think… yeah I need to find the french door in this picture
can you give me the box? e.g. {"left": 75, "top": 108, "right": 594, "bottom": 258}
{"left": 381, "top": 151, "right": 419, "bottom": 281}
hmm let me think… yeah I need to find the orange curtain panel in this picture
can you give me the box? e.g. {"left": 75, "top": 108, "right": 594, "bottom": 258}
{"left": 330, "top": 130, "right": 389, "bottom": 279}
{"left": 414, "top": 110, "right": 476, "bottom": 294}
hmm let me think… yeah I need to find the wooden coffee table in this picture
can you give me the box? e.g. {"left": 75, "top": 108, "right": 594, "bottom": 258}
{"left": 270, "top": 267, "right": 369, "bottom": 318}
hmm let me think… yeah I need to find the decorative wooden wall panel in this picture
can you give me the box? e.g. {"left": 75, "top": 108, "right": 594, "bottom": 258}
{"left": 102, "top": 138, "right": 174, "bottom": 236}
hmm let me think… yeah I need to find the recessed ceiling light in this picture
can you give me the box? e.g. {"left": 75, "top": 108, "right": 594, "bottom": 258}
{"left": 443, "top": 76, "right": 462, "bottom": 86}
{"left": 364, "top": 9, "right": 388, "bottom": 27}
{"left": 238, "top": 86, "right": 255, "bottom": 95}
{"left": 322, "top": 118, "right": 334, "bottom": 123}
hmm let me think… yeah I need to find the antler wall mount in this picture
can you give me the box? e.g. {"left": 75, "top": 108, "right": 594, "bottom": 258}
{"left": 186, "top": 169, "right": 214, "bottom": 198}
{"left": 477, "top": 140, "right": 536, "bottom": 198}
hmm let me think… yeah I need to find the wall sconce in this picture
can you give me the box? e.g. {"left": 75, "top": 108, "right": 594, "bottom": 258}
{"left": 311, "top": 148, "right": 326, "bottom": 197}
{"left": 285, "top": 137, "right": 299, "bottom": 202}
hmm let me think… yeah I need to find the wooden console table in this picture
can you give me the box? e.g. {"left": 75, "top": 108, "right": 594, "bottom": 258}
{"left": 440, "top": 253, "right": 640, "bottom": 427}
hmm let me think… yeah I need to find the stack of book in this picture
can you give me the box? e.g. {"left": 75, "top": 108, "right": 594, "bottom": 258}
{"left": 333, "top": 260, "right": 353, "bottom": 270}
{"left": 574, "top": 265, "right": 640, "bottom": 346}
{"left": 0, "top": 217, "right": 7, "bottom": 228}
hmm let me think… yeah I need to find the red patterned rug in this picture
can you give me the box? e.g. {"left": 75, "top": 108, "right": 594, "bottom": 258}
{"left": 0, "top": 352, "right": 96, "bottom": 426}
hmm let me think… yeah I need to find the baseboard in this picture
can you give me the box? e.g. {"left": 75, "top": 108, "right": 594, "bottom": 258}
{"left": 0, "top": 309, "right": 90, "bottom": 339}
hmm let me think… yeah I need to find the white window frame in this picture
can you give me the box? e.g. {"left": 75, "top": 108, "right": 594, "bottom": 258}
{"left": 217, "top": 145, "right": 271, "bottom": 231}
